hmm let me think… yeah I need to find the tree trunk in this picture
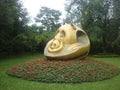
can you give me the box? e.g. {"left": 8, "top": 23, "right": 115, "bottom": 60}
{"left": 102, "top": 29, "right": 108, "bottom": 53}
{"left": 102, "top": 34, "right": 107, "bottom": 53}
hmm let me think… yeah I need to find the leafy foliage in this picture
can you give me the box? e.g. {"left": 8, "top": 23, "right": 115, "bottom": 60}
{"left": 0, "top": 0, "right": 29, "bottom": 54}
{"left": 12, "top": 25, "right": 56, "bottom": 53}
{"left": 7, "top": 58, "right": 120, "bottom": 83}
{"left": 35, "top": 7, "right": 61, "bottom": 31}
{"left": 65, "top": 0, "right": 120, "bottom": 53}
{"left": 0, "top": 3, "right": 61, "bottom": 55}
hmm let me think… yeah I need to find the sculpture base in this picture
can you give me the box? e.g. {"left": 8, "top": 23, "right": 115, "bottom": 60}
{"left": 6, "top": 58, "right": 120, "bottom": 83}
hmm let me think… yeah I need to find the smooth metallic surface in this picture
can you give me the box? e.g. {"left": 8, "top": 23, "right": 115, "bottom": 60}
{"left": 44, "top": 23, "right": 90, "bottom": 60}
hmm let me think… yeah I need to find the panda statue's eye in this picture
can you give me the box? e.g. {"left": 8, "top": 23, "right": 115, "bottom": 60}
{"left": 60, "top": 31, "right": 65, "bottom": 38}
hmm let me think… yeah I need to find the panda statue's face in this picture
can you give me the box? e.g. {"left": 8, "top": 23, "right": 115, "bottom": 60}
{"left": 44, "top": 23, "right": 90, "bottom": 60}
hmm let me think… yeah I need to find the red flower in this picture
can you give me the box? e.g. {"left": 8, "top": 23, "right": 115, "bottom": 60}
{"left": 31, "top": 73, "right": 35, "bottom": 78}
{"left": 11, "top": 66, "right": 17, "bottom": 70}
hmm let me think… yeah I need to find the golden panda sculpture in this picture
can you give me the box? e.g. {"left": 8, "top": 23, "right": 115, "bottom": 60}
{"left": 44, "top": 23, "right": 90, "bottom": 60}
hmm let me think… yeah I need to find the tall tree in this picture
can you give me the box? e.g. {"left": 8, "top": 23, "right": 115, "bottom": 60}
{"left": 65, "top": 0, "right": 120, "bottom": 53}
{"left": 35, "top": 7, "right": 61, "bottom": 31}
{"left": 0, "top": 0, "right": 29, "bottom": 54}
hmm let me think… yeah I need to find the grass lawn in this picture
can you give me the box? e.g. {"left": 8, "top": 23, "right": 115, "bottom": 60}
{"left": 0, "top": 53, "right": 120, "bottom": 90}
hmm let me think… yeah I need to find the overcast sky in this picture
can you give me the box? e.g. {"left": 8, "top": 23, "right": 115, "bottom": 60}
{"left": 22, "top": 0, "right": 66, "bottom": 24}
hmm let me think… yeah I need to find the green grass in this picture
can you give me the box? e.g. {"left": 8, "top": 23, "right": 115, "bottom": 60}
{"left": 0, "top": 53, "right": 120, "bottom": 90}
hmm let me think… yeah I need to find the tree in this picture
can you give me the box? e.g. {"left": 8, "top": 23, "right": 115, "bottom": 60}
{"left": 65, "top": 0, "right": 120, "bottom": 53}
{"left": 0, "top": 0, "right": 29, "bottom": 54}
{"left": 35, "top": 7, "right": 61, "bottom": 31}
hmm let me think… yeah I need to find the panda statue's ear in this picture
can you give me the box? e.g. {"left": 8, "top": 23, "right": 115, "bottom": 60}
{"left": 76, "top": 30, "right": 89, "bottom": 45}
{"left": 63, "top": 22, "right": 66, "bottom": 25}
{"left": 63, "top": 23, "right": 67, "bottom": 25}
{"left": 71, "top": 24, "right": 76, "bottom": 30}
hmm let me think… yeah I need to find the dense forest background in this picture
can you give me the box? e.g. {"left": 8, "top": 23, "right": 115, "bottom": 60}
{"left": 0, "top": 0, "right": 120, "bottom": 56}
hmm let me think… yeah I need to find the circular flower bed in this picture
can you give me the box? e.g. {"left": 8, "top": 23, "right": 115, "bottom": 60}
{"left": 6, "top": 58, "right": 120, "bottom": 83}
